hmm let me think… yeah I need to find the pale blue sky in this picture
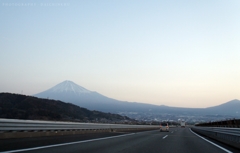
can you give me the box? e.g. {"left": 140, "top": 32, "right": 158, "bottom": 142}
{"left": 1, "top": 0, "right": 239, "bottom": 108}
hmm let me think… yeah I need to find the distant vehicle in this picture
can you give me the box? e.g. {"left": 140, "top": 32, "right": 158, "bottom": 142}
{"left": 160, "top": 122, "right": 169, "bottom": 132}
{"left": 180, "top": 121, "right": 185, "bottom": 128}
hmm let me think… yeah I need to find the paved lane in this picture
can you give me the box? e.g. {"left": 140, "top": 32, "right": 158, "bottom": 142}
{"left": 8, "top": 128, "right": 237, "bottom": 153}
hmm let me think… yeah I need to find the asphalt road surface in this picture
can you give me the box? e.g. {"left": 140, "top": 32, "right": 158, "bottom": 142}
{"left": 1, "top": 127, "right": 239, "bottom": 153}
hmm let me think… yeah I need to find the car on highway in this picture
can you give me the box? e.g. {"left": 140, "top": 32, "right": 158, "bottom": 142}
{"left": 160, "top": 122, "right": 169, "bottom": 132}
{"left": 181, "top": 121, "right": 185, "bottom": 128}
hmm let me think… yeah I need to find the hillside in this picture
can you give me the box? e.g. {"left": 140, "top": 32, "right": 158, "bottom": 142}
{"left": 0, "top": 93, "right": 132, "bottom": 123}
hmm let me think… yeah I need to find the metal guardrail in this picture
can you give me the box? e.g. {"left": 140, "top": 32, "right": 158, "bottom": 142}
{"left": 191, "top": 126, "right": 240, "bottom": 149}
{"left": 0, "top": 118, "right": 159, "bottom": 132}
{"left": 0, "top": 118, "right": 160, "bottom": 139}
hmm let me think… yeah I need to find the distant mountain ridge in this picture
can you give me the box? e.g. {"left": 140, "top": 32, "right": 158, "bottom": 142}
{"left": 205, "top": 99, "right": 240, "bottom": 114}
{"left": 33, "top": 80, "right": 240, "bottom": 120}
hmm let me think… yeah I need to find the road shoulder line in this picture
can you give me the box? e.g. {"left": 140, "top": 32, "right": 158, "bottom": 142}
{"left": 0, "top": 133, "right": 135, "bottom": 153}
{"left": 189, "top": 128, "right": 232, "bottom": 153}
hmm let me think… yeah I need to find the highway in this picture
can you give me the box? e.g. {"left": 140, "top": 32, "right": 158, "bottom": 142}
{"left": 1, "top": 127, "right": 239, "bottom": 153}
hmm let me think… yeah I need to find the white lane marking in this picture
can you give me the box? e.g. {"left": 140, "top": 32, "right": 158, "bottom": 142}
{"left": 189, "top": 128, "right": 232, "bottom": 153}
{"left": 0, "top": 133, "right": 135, "bottom": 153}
{"left": 163, "top": 135, "right": 168, "bottom": 139}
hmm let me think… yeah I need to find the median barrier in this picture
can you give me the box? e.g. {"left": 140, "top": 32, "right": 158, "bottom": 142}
{"left": 0, "top": 119, "right": 159, "bottom": 139}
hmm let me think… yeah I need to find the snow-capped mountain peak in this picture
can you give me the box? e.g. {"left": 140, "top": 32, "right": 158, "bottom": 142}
{"left": 33, "top": 80, "right": 114, "bottom": 111}
{"left": 42, "top": 80, "right": 92, "bottom": 94}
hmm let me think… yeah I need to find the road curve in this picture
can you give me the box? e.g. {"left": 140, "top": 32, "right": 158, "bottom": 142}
{"left": 1, "top": 127, "right": 239, "bottom": 153}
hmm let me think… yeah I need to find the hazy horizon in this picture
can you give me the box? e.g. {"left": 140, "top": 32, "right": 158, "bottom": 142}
{"left": 3, "top": 79, "right": 239, "bottom": 109}
{"left": 1, "top": 1, "right": 239, "bottom": 108}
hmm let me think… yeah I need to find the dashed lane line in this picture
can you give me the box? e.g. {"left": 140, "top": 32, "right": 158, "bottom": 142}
{"left": 163, "top": 135, "right": 168, "bottom": 139}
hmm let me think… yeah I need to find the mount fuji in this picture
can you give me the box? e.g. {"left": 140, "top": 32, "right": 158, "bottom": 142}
{"left": 33, "top": 80, "right": 240, "bottom": 120}
{"left": 33, "top": 80, "right": 156, "bottom": 112}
